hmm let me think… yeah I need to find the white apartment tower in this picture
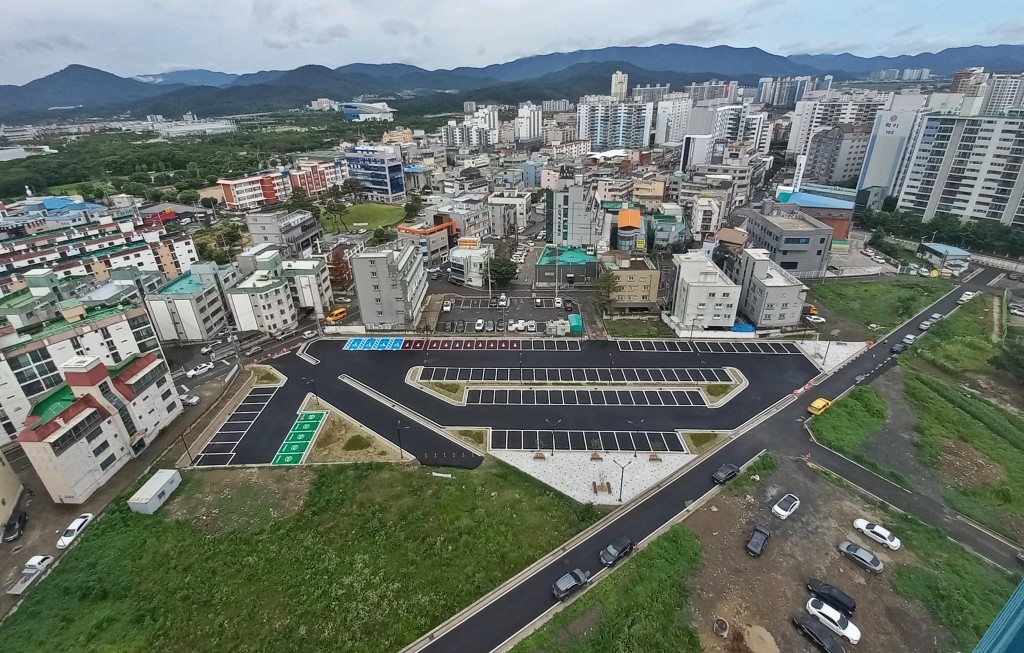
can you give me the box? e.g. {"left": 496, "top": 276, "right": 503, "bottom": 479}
{"left": 611, "top": 71, "right": 629, "bottom": 101}
{"left": 515, "top": 103, "right": 543, "bottom": 141}
{"left": 576, "top": 96, "right": 654, "bottom": 150}
{"left": 786, "top": 91, "right": 891, "bottom": 156}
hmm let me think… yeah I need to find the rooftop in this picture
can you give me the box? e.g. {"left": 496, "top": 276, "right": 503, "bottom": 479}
{"left": 601, "top": 252, "right": 656, "bottom": 270}
{"left": 764, "top": 213, "right": 828, "bottom": 231}
{"left": 30, "top": 385, "right": 76, "bottom": 425}
{"left": 922, "top": 242, "right": 971, "bottom": 256}
{"left": 538, "top": 246, "right": 596, "bottom": 266}
{"left": 1, "top": 305, "right": 130, "bottom": 354}
{"left": 0, "top": 288, "right": 38, "bottom": 310}
{"left": 777, "top": 191, "right": 855, "bottom": 210}
{"left": 156, "top": 272, "right": 204, "bottom": 295}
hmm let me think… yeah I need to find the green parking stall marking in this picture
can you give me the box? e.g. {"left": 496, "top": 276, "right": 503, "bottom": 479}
{"left": 272, "top": 452, "right": 302, "bottom": 466}
{"left": 285, "top": 430, "right": 315, "bottom": 444}
{"left": 297, "top": 412, "right": 325, "bottom": 423}
{"left": 278, "top": 440, "right": 311, "bottom": 455}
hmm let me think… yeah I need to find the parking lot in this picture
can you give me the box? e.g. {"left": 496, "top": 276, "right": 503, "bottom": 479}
{"left": 419, "top": 366, "right": 732, "bottom": 383}
{"left": 438, "top": 295, "right": 576, "bottom": 333}
{"left": 616, "top": 339, "right": 803, "bottom": 354}
{"left": 466, "top": 387, "right": 707, "bottom": 406}
{"left": 490, "top": 429, "right": 688, "bottom": 452}
{"left": 194, "top": 386, "right": 278, "bottom": 466}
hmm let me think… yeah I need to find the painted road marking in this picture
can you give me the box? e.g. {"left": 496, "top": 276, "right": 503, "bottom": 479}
{"left": 490, "top": 429, "right": 688, "bottom": 453}
{"left": 271, "top": 411, "right": 327, "bottom": 466}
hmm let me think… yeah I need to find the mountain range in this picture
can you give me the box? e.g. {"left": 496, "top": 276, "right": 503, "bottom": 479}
{"left": 2, "top": 43, "right": 1023, "bottom": 123}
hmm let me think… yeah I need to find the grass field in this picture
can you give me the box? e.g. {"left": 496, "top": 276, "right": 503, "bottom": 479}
{"left": 0, "top": 462, "right": 600, "bottom": 653}
{"left": 512, "top": 525, "right": 703, "bottom": 653}
{"left": 324, "top": 203, "right": 404, "bottom": 232}
{"left": 910, "top": 295, "right": 998, "bottom": 378}
{"left": 807, "top": 278, "right": 955, "bottom": 330}
{"left": 604, "top": 318, "right": 676, "bottom": 338}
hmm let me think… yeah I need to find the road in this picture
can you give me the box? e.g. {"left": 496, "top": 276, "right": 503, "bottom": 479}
{"left": 408, "top": 265, "right": 1020, "bottom": 653}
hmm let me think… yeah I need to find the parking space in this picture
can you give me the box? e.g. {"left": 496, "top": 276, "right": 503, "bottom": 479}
{"left": 466, "top": 388, "right": 707, "bottom": 406}
{"left": 419, "top": 366, "right": 732, "bottom": 383}
{"left": 271, "top": 411, "right": 326, "bottom": 466}
{"left": 424, "top": 339, "right": 581, "bottom": 351}
{"left": 441, "top": 295, "right": 575, "bottom": 332}
{"left": 616, "top": 339, "right": 802, "bottom": 354}
{"left": 490, "top": 429, "right": 688, "bottom": 453}
{"left": 194, "top": 386, "right": 278, "bottom": 466}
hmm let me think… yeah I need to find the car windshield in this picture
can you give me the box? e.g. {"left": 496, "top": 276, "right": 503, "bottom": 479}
{"left": 63, "top": 527, "right": 77, "bottom": 537}
{"left": 555, "top": 575, "right": 575, "bottom": 590}
{"left": 605, "top": 543, "right": 619, "bottom": 556}
{"left": 779, "top": 496, "right": 796, "bottom": 509}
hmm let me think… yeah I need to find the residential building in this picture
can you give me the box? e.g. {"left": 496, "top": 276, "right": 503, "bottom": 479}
{"left": 521, "top": 160, "right": 543, "bottom": 187}
{"left": 0, "top": 270, "right": 164, "bottom": 443}
{"left": 670, "top": 251, "right": 740, "bottom": 330}
{"left": 632, "top": 84, "right": 671, "bottom": 104}
{"left": 312, "top": 241, "right": 362, "bottom": 288}
{"left": 447, "top": 238, "right": 494, "bottom": 288}
{"left": 806, "top": 123, "right": 872, "bottom": 185}
{"left": 218, "top": 171, "right": 292, "bottom": 210}
{"left": 981, "top": 74, "right": 1024, "bottom": 114}
{"left": 310, "top": 98, "right": 338, "bottom": 111}
{"left": 226, "top": 248, "right": 330, "bottom": 333}
{"left": 351, "top": 240, "right": 428, "bottom": 329}
{"left": 515, "top": 103, "right": 543, "bottom": 141}
{"left": 553, "top": 185, "right": 603, "bottom": 248}
{"left": 654, "top": 93, "right": 693, "bottom": 144}
{"left": 950, "top": 67, "right": 988, "bottom": 94}
{"left": 726, "top": 248, "right": 807, "bottom": 328}
{"left": 690, "top": 196, "right": 725, "bottom": 242}
{"left": 487, "top": 190, "right": 533, "bottom": 234}
{"left": 396, "top": 220, "right": 456, "bottom": 266}
{"left": 542, "top": 99, "right": 574, "bottom": 113}
{"left": 744, "top": 206, "right": 833, "bottom": 273}
{"left": 382, "top": 127, "right": 414, "bottom": 144}
{"left": 289, "top": 156, "right": 349, "bottom": 196}
{"left": 245, "top": 209, "right": 323, "bottom": 258}
{"left": 339, "top": 102, "right": 395, "bottom": 122}
{"left": 282, "top": 258, "right": 333, "bottom": 319}
{"left": 434, "top": 193, "right": 491, "bottom": 240}
{"left": 19, "top": 353, "right": 181, "bottom": 503}
{"left": 786, "top": 91, "right": 891, "bottom": 156}
{"left": 539, "top": 140, "right": 592, "bottom": 159}
{"left": 615, "top": 209, "right": 645, "bottom": 251}
{"left": 686, "top": 80, "right": 738, "bottom": 103}
{"left": 649, "top": 213, "right": 687, "bottom": 248}
{"left": 693, "top": 141, "right": 769, "bottom": 207}
{"left": 145, "top": 263, "right": 240, "bottom": 343}
{"left": 463, "top": 101, "right": 477, "bottom": 114}
{"left": 576, "top": 96, "right": 654, "bottom": 150}
{"left": 599, "top": 251, "right": 661, "bottom": 313}
{"left": 344, "top": 145, "right": 406, "bottom": 203}
{"left": 0, "top": 448, "right": 21, "bottom": 526}
{"left": 632, "top": 177, "right": 666, "bottom": 211}
{"left": 896, "top": 108, "right": 1024, "bottom": 226}
{"left": 611, "top": 71, "right": 629, "bottom": 101}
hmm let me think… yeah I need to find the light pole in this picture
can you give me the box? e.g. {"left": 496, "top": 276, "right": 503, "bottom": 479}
{"left": 627, "top": 418, "right": 644, "bottom": 457}
{"left": 613, "top": 458, "right": 633, "bottom": 502}
{"left": 303, "top": 377, "right": 318, "bottom": 407}
{"left": 178, "top": 431, "right": 193, "bottom": 466}
{"left": 545, "top": 418, "right": 562, "bottom": 457}
{"left": 396, "top": 419, "right": 411, "bottom": 461}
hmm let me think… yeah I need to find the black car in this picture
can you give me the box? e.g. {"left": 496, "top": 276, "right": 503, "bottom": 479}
{"left": 711, "top": 463, "right": 740, "bottom": 484}
{"left": 807, "top": 578, "right": 856, "bottom": 617}
{"left": 746, "top": 524, "right": 770, "bottom": 556}
{"left": 497, "top": 320, "right": 506, "bottom": 332}
{"left": 890, "top": 343, "right": 908, "bottom": 354}
{"left": 1010, "top": 273, "right": 1020, "bottom": 281}
{"left": 599, "top": 536, "right": 634, "bottom": 567}
{"left": 564, "top": 298, "right": 574, "bottom": 310}
{"left": 551, "top": 568, "right": 589, "bottom": 601}
{"left": 489, "top": 297, "right": 499, "bottom": 308}
{"left": 455, "top": 320, "right": 466, "bottom": 333}
{"left": 2, "top": 510, "right": 27, "bottom": 542}
{"left": 793, "top": 613, "right": 847, "bottom": 653}
{"left": 444, "top": 321, "right": 454, "bottom": 332}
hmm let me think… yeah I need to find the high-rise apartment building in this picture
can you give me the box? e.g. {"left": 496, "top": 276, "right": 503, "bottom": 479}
{"left": 542, "top": 99, "right": 574, "bottom": 113}
{"left": 806, "top": 123, "right": 873, "bottom": 185}
{"left": 654, "top": 93, "right": 693, "bottom": 144}
{"left": 611, "top": 71, "right": 629, "bottom": 101}
{"left": 981, "top": 74, "right": 1024, "bottom": 114}
{"left": 632, "top": 84, "right": 671, "bottom": 103}
{"left": 351, "top": 240, "right": 428, "bottom": 329}
{"left": 576, "top": 96, "right": 654, "bottom": 150}
{"left": 786, "top": 91, "right": 891, "bottom": 156}
{"left": 515, "top": 102, "right": 543, "bottom": 141}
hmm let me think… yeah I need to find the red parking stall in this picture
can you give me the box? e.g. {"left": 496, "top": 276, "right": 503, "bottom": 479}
{"left": 486, "top": 340, "right": 498, "bottom": 349}
{"left": 510, "top": 340, "right": 522, "bottom": 349}
{"left": 441, "top": 340, "right": 453, "bottom": 349}
{"left": 499, "top": 340, "right": 510, "bottom": 350}
{"left": 428, "top": 340, "right": 442, "bottom": 350}
{"left": 401, "top": 340, "right": 415, "bottom": 350}
{"left": 410, "top": 340, "right": 426, "bottom": 350}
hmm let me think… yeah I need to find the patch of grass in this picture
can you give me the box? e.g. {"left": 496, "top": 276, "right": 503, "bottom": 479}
{"left": 903, "top": 370, "right": 1024, "bottom": 540}
{"left": 910, "top": 296, "right": 997, "bottom": 378}
{"left": 810, "top": 386, "right": 887, "bottom": 454}
{"left": 725, "top": 452, "right": 777, "bottom": 496}
{"left": 703, "top": 383, "right": 735, "bottom": 401}
{"left": 325, "top": 203, "right": 404, "bottom": 232}
{"left": 511, "top": 525, "right": 703, "bottom": 653}
{"left": 342, "top": 433, "right": 372, "bottom": 450}
{"left": 426, "top": 381, "right": 465, "bottom": 401}
{"left": 254, "top": 367, "right": 281, "bottom": 385}
{"left": 0, "top": 462, "right": 601, "bottom": 653}
{"left": 455, "top": 429, "right": 486, "bottom": 446}
{"left": 807, "top": 278, "right": 954, "bottom": 330}
{"left": 684, "top": 432, "right": 722, "bottom": 454}
{"left": 605, "top": 318, "right": 676, "bottom": 338}
{"left": 886, "top": 512, "right": 1018, "bottom": 650}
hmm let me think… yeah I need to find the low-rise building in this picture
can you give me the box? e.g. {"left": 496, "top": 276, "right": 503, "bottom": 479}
{"left": 487, "top": 190, "right": 533, "bottom": 234}
{"left": 448, "top": 238, "right": 495, "bottom": 288}
{"left": 727, "top": 248, "right": 807, "bottom": 328}
{"left": 351, "top": 240, "right": 428, "bottom": 330}
{"left": 744, "top": 205, "right": 833, "bottom": 274}
{"left": 18, "top": 353, "right": 181, "bottom": 503}
{"left": 598, "top": 252, "right": 661, "bottom": 313}
{"left": 670, "top": 251, "right": 740, "bottom": 330}
{"left": 218, "top": 170, "right": 292, "bottom": 211}
{"left": 396, "top": 221, "right": 456, "bottom": 266}
{"left": 434, "top": 193, "right": 491, "bottom": 240}
{"left": 345, "top": 145, "right": 406, "bottom": 203}
{"left": 245, "top": 209, "right": 323, "bottom": 258}
{"left": 0, "top": 448, "right": 23, "bottom": 526}
{"left": 145, "top": 263, "right": 240, "bottom": 342}
{"left": 226, "top": 249, "right": 329, "bottom": 334}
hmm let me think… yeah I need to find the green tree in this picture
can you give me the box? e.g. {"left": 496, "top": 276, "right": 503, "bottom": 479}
{"left": 404, "top": 195, "right": 423, "bottom": 221}
{"left": 488, "top": 257, "right": 518, "bottom": 285}
{"left": 199, "top": 197, "right": 217, "bottom": 209}
{"left": 593, "top": 268, "right": 624, "bottom": 314}
{"left": 340, "top": 178, "right": 365, "bottom": 202}
{"left": 128, "top": 171, "right": 151, "bottom": 184}
{"left": 992, "top": 338, "right": 1024, "bottom": 385}
{"left": 222, "top": 224, "right": 243, "bottom": 249}
{"left": 177, "top": 190, "right": 200, "bottom": 204}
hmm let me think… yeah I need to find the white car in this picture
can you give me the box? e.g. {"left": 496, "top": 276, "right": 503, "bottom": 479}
{"left": 301, "top": 329, "right": 319, "bottom": 339}
{"left": 181, "top": 394, "right": 200, "bottom": 406}
{"left": 806, "top": 597, "right": 861, "bottom": 644}
{"left": 526, "top": 320, "right": 537, "bottom": 332}
{"left": 805, "top": 315, "right": 826, "bottom": 324}
{"left": 514, "top": 319, "right": 527, "bottom": 332}
{"left": 771, "top": 493, "right": 800, "bottom": 520}
{"left": 872, "top": 256, "right": 886, "bottom": 264}
{"left": 57, "top": 513, "right": 94, "bottom": 549}
{"left": 186, "top": 362, "right": 215, "bottom": 378}
{"left": 200, "top": 340, "right": 222, "bottom": 355}
{"left": 474, "top": 319, "right": 485, "bottom": 332}
{"left": 554, "top": 297, "right": 563, "bottom": 308}
{"left": 441, "top": 300, "right": 453, "bottom": 313}
{"left": 854, "top": 518, "right": 902, "bottom": 550}
{"left": 902, "top": 333, "right": 917, "bottom": 345}
{"left": 958, "top": 291, "right": 977, "bottom": 304}
{"left": 426, "top": 266, "right": 441, "bottom": 273}
{"left": 498, "top": 294, "right": 508, "bottom": 308}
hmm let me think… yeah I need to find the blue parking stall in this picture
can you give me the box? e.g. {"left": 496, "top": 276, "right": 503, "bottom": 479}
{"left": 389, "top": 338, "right": 404, "bottom": 350}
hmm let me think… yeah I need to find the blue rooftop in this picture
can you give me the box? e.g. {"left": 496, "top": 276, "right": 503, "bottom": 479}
{"left": 777, "top": 191, "right": 855, "bottom": 210}
{"left": 922, "top": 242, "right": 971, "bottom": 256}
{"left": 404, "top": 165, "right": 429, "bottom": 173}
{"left": 156, "top": 272, "right": 204, "bottom": 295}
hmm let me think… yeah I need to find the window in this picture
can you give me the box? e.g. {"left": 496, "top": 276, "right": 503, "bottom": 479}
{"left": 161, "top": 389, "right": 173, "bottom": 401}
{"left": 816, "top": 250, "right": 823, "bottom": 255}
{"left": 92, "top": 441, "right": 110, "bottom": 457}
{"left": 166, "top": 402, "right": 177, "bottom": 413}
{"left": 370, "top": 271, "right": 377, "bottom": 277}
{"left": 99, "top": 453, "right": 117, "bottom": 471}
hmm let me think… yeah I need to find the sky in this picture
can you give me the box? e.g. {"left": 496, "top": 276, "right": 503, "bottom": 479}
{"left": 1, "top": 0, "right": 1022, "bottom": 84}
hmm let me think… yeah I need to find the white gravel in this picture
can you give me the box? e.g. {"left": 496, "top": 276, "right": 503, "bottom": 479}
{"left": 796, "top": 340, "right": 867, "bottom": 372}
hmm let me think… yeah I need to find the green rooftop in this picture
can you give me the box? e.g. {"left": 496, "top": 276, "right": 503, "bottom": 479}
{"left": 0, "top": 289, "right": 37, "bottom": 311}
{"left": 30, "top": 385, "right": 76, "bottom": 426}
{"left": 2, "top": 305, "right": 129, "bottom": 354}
{"left": 537, "top": 245, "right": 596, "bottom": 266}
{"left": 157, "top": 272, "right": 203, "bottom": 295}
{"left": 601, "top": 201, "right": 639, "bottom": 210}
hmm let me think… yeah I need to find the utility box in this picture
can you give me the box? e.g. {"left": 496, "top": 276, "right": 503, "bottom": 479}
{"left": 568, "top": 313, "right": 583, "bottom": 334}
{"left": 128, "top": 469, "right": 181, "bottom": 515}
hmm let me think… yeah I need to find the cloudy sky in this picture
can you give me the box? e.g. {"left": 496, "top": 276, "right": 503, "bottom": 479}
{"left": 2, "top": 0, "right": 1022, "bottom": 84}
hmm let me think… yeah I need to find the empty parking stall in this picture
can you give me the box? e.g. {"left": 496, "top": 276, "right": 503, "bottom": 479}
{"left": 419, "top": 366, "right": 732, "bottom": 384}
{"left": 490, "top": 429, "right": 688, "bottom": 453}
{"left": 194, "top": 386, "right": 278, "bottom": 466}
{"left": 616, "top": 339, "right": 802, "bottom": 354}
{"left": 466, "top": 387, "right": 707, "bottom": 406}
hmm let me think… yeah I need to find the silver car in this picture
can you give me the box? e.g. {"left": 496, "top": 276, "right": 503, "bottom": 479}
{"left": 838, "top": 540, "right": 883, "bottom": 573}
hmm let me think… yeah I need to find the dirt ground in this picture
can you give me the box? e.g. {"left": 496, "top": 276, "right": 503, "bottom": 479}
{"left": 305, "top": 405, "right": 401, "bottom": 464}
{"left": 686, "top": 457, "right": 953, "bottom": 653}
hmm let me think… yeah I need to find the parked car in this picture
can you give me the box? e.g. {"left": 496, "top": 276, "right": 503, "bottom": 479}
{"left": 551, "top": 568, "right": 589, "bottom": 601}
{"left": 200, "top": 340, "right": 222, "bottom": 355}
{"left": 772, "top": 493, "right": 800, "bottom": 520}
{"left": 564, "top": 298, "right": 574, "bottom": 310}
{"left": 793, "top": 613, "right": 847, "bottom": 653}
{"left": 57, "top": 513, "right": 94, "bottom": 549}
{"left": 806, "top": 597, "right": 861, "bottom": 644}
{"left": 485, "top": 320, "right": 495, "bottom": 332}
{"left": 275, "top": 329, "right": 296, "bottom": 340}
{"left": 890, "top": 343, "right": 908, "bottom": 354}
{"left": 456, "top": 320, "right": 466, "bottom": 333}
{"left": 746, "top": 524, "right": 771, "bottom": 556}
{"left": 301, "top": 330, "right": 319, "bottom": 339}
{"left": 442, "top": 300, "right": 453, "bottom": 313}
{"left": 489, "top": 296, "right": 499, "bottom": 308}
{"left": 426, "top": 266, "right": 441, "bottom": 273}
{"left": 838, "top": 540, "right": 884, "bottom": 573}
{"left": 918, "top": 319, "right": 934, "bottom": 330}
{"left": 807, "top": 578, "right": 857, "bottom": 617}
{"left": 853, "top": 518, "right": 902, "bottom": 550}
{"left": 535, "top": 298, "right": 543, "bottom": 307}
{"left": 526, "top": 320, "right": 537, "bottom": 332}
{"left": 444, "top": 321, "right": 454, "bottom": 332}
{"left": 498, "top": 294, "right": 508, "bottom": 308}
{"left": 2, "top": 511, "right": 27, "bottom": 542}
{"left": 1013, "top": 309, "right": 1024, "bottom": 317}
{"left": 957, "top": 291, "right": 977, "bottom": 304}
{"left": 180, "top": 394, "right": 200, "bottom": 406}
{"left": 554, "top": 297, "right": 563, "bottom": 308}
{"left": 186, "top": 362, "right": 215, "bottom": 378}
{"left": 930, "top": 312, "right": 943, "bottom": 321}
{"left": 902, "top": 333, "right": 917, "bottom": 345}
{"left": 497, "top": 320, "right": 506, "bottom": 332}
{"left": 808, "top": 397, "right": 832, "bottom": 416}
{"left": 599, "top": 536, "right": 635, "bottom": 567}
{"left": 243, "top": 345, "right": 263, "bottom": 356}
{"left": 711, "top": 463, "right": 740, "bottom": 484}
{"left": 514, "top": 319, "right": 527, "bottom": 332}
{"left": 1009, "top": 273, "right": 1020, "bottom": 281}
{"left": 474, "top": 319, "right": 485, "bottom": 332}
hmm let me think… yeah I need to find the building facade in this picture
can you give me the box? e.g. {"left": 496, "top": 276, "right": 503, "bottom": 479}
{"left": 726, "top": 248, "right": 807, "bottom": 328}
{"left": 448, "top": 238, "right": 494, "bottom": 288}
{"left": 344, "top": 145, "right": 407, "bottom": 203}
{"left": 144, "top": 262, "right": 239, "bottom": 343}
{"left": 744, "top": 207, "right": 833, "bottom": 273}
{"left": 351, "top": 240, "right": 428, "bottom": 329}
{"left": 598, "top": 252, "right": 661, "bottom": 313}
{"left": 218, "top": 171, "right": 292, "bottom": 210}
{"left": 576, "top": 96, "right": 654, "bottom": 150}
{"left": 786, "top": 91, "right": 890, "bottom": 156}
{"left": 806, "top": 123, "right": 872, "bottom": 185}
{"left": 226, "top": 249, "right": 329, "bottom": 334}
{"left": 396, "top": 221, "right": 456, "bottom": 266}
{"left": 670, "top": 251, "right": 740, "bottom": 330}
{"left": 245, "top": 209, "right": 323, "bottom": 258}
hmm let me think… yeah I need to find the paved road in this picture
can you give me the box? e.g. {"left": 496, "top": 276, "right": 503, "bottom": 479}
{"left": 410, "top": 265, "right": 1022, "bottom": 653}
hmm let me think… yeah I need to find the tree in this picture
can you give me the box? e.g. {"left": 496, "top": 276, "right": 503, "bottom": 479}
{"left": 488, "top": 257, "right": 518, "bottom": 286}
{"left": 993, "top": 339, "right": 1024, "bottom": 385}
{"left": 593, "top": 269, "right": 623, "bottom": 315}
{"left": 222, "top": 224, "right": 243, "bottom": 249}
{"left": 340, "top": 178, "right": 365, "bottom": 203}
{"left": 199, "top": 196, "right": 217, "bottom": 209}
{"left": 177, "top": 190, "right": 200, "bottom": 204}
{"left": 287, "top": 186, "right": 320, "bottom": 219}
{"left": 322, "top": 199, "right": 350, "bottom": 233}
{"left": 404, "top": 195, "right": 423, "bottom": 221}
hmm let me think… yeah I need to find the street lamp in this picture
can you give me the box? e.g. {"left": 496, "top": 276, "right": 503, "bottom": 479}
{"left": 545, "top": 418, "right": 562, "bottom": 457}
{"left": 396, "top": 419, "right": 411, "bottom": 461}
{"left": 627, "top": 418, "right": 644, "bottom": 457}
{"left": 613, "top": 458, "right": 633, "bottom": 502}
{"left": 178, "top": 431, "right": 193, "bottom": 465}
{"left": 303, "top": 377, "right": 318, "bottom": 407}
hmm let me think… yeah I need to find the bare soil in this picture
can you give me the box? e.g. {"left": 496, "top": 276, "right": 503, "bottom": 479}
{"left": 937, "top": 437, "right": 1008, "bottom": 488}
{"left": 306, "top": 408, "right": 400, "bottom": 464}
{"left": 687, "top": 457, "right": 953, "bottom": 653}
